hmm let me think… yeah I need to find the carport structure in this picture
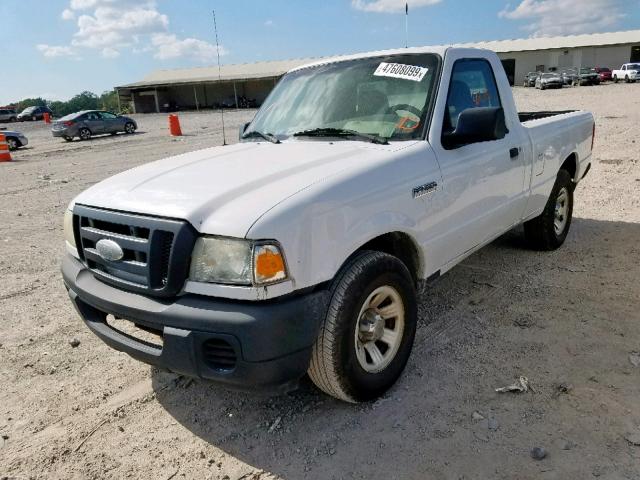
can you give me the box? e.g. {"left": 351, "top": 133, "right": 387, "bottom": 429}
{"left": 115, "top": 58, "right": 316, "bottom": 113}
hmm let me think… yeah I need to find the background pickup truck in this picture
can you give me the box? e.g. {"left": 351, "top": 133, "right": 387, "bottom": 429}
{"left": 612, "top": 63, "right": 640, "bottom": 83}
{"left": 62, "top": 47, "right": 594, "bottom": 403}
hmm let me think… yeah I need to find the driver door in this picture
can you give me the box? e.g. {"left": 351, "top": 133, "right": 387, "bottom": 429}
{"left": 428, "top": 56, "right": 527, "bottom": 266}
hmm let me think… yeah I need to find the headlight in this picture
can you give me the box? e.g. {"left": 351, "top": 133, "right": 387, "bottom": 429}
{"left": 189, "top": 237, "right": 288, "bottom": 286}
{"left": 64, "top": 209, "right": 76, "bottom": 249}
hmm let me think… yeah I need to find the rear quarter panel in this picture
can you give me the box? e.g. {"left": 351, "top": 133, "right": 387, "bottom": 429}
{"left": 521, "top": 111, "right": 594, "bottom": 220}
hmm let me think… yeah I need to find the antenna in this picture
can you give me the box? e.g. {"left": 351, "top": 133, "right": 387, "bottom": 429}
{"left": 213, "top": 9, "right": 227, "bottom": 146}
{"left": 405, "top": 2, "right": 409, "bottom": 48}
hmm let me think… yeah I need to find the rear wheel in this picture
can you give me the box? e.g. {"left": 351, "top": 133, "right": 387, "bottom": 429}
{"left": 9, "top": 116, "right": 16, "bottom": 122}
{"left": 524, "top": 169, "right": 574, "bottom": 250}
{"left": 308, "top": 251, "right": 417, "bottom": 403}
{"left": 79, "top": 128, "right": 92, "bottom": 141}
{"left": 613, "top": 75, "right": 618, "bottom": 83}
{"left": 124, "top": 122, "right": 136, "bottom": 134}
{"left": 31, "top": 115, "right": 37, "bottom": 121}
{"left": 6, "top": 137, "right": 18, "bottom": 150}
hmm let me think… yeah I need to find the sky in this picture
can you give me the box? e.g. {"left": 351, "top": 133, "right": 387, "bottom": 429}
{"left": 1, "top": 0, "right": 639, "bottom": 104}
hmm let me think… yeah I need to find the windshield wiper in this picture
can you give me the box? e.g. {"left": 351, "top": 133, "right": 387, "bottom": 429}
{"left": 242, "top": 130, "right": 281, "bottom": 144}
{"left": 293, "top": 128, "right": 389, "bottom": 145}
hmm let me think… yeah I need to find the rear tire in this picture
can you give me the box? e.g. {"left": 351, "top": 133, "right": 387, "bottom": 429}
{"left": 524, "top": 169, "right": 574, "bottom": 251}
{"left": 308, "top": 251, "right": 417, "bottom": 403}
{"left": 6, "top": 137, "right": 18, "bottom": 150}
{"left": 613, "top": 75, "right": 618, "bottom": 83}
{"left": 79, "top": 128, "right": 92, "bottom": 141}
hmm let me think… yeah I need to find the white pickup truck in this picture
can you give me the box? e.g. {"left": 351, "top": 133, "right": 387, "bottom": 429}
{"left": 612, "top": 63, "right": 640, "bottom": 83}
{"left": 62, "top": 47, "right": 594, "bottom": 403}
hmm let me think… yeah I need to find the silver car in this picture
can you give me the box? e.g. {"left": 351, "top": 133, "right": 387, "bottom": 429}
{"left": 51, "top": 110, "right": 137, "bottom": 142}
{"left": 0, "top": 128, "right": 28, "bottom": 150}
{"left": 0, "top": 109, "right": 18, "bottom": 122}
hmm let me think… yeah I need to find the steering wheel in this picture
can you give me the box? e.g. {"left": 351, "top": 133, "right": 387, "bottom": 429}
{"left": 389, "top": 104, "right": 422, "bottom": 119}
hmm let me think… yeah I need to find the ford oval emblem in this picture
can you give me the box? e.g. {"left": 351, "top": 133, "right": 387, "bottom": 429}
{"left": 96, "top": 239, "right": 124, "bottom": 262}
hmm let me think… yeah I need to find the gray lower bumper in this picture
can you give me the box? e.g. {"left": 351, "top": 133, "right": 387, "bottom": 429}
{"left": 62, "top": 255, "right": 329, "bottom": 390}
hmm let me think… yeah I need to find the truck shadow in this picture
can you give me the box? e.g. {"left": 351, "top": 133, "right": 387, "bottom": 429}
{"left": 151, "top": 216, "right": 640, "bottom": 479}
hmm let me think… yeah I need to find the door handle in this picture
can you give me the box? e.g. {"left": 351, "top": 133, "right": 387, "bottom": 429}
{"left": 509, "top": 147, "right": 520, "bottom": 159}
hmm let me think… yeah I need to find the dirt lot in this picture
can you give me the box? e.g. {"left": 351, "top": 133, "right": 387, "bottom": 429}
{"left": 1, "top": 84, "right": 639, "bottom": 480}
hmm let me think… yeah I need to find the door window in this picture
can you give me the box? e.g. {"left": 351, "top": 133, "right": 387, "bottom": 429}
{"left": 443, "top": 59, "right": 502, "bottom": 134}
{"left": 99, "top": 112, "right": 118, "bottom": 119}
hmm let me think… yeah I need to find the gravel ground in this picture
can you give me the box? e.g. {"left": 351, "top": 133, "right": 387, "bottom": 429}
{"left": 1, "top": 84, "right": 639, "bottom": 480}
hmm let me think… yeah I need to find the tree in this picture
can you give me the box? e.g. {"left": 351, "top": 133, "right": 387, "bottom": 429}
{"left": 16, "top": 97, "right": 48, "bottom": 112}
{"left": 99, "top": 90, "right": 120, "bottom": 113}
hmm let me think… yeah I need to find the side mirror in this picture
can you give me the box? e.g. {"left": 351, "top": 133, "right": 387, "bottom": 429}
{"left": 442, "top": 107, "right": 506, "bottom": 149}
{"left": 239, "top": 122, "right": 250, "bottom": 140}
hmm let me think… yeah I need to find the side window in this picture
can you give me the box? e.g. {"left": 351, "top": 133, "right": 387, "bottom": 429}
{"left": 443, "top": 59, "right": 502, "bottom": 133}
{"left": 86, "top": 112, "right": 100, "bottom": 120}
{"left": 99, "top": 112, "right": 117, "bottom": 119}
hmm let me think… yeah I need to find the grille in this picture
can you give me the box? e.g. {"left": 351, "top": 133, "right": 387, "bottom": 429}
{"left": 202, "top": 338, "right": 237, "bottom": 371}
{"left": 74, "top": 204, "right": 196, "bottom": 297}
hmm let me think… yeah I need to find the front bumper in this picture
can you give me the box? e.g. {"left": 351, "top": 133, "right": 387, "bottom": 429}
{"left": 62, "top": 254, "right": 329, "bottom": 390}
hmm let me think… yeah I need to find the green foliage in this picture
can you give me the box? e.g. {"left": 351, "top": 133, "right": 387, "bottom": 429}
{"left": 11, "top": 90, "right": 128, "bottom": 117}
{"left": 15, "top": 97, "right": 48, "bottom": 111}
{"left": 99, "top": 90, "right": 120, "bottom": 112}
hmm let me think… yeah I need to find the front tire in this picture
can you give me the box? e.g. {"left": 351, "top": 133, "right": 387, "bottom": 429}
{"left": 524, "top": 169, "right": 574, "bottom": 250}
{"left": 308, "top": 251, "right": 417, "bottom": 403}
{"left": 124, "top": 122, "right": 136, "bottom": 134}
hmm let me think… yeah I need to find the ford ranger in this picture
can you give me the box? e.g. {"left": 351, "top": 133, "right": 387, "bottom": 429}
{"left": 62, "top": 47, "right": 594, "bottom": 403}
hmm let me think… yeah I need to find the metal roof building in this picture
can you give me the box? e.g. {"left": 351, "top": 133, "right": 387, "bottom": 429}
{"left": 116, "top": 30, "right": 640, "bottom": 113}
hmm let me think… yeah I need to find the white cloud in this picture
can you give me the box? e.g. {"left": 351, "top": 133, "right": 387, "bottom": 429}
{"left": 151, "top": 33, "right": 227, "bottom": 63}
{"left": 101, "top": 47, "right": 120, "bottom": 58}
{"left": 499, "top": 0, "right": 626, "bottom": 36}
{"left": 61, "top": 8, "right": 75, "bottom": 20}
{"left": 41, "top": 0, "right": 221, "bottom": 64}
{"left": 36, "top": 44, "right": 76, "bottom": 58}
{"left": 72, "top": 4, "right": 169, "bottom": 49}
{"left": 264, "top": 19, "right": 274, "bottom": 27}
{"left": 352, "top": 0, "right": 441, "bottom": 13}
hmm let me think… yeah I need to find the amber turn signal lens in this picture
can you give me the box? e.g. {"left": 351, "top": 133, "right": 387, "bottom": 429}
{"left": 253, "top": 244, "right": 287, "bottom": 284}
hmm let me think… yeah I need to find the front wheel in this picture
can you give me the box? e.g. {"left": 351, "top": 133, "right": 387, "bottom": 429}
{"left": 524, "top": 169, "right": 574, "bottom": 250}
{"left": 308, "top": 251, "right": 417, "bottom": 403}
{"left": 124, "top": 122, "right": 136, "bottom": 134}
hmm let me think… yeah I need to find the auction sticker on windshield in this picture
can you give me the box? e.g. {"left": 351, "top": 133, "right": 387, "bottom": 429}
{"left": 374, "top": 63, "right": 429, "bottom": 82}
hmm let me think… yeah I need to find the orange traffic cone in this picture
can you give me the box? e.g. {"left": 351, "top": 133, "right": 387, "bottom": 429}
{"left": 168, "top": 114, "right": 182, "bottom": 136}
{"left": 0, "top": 133, "right": 12, "bottom": 162}
{"left": 43, "top": 112, "right": 51, "bottom": 124}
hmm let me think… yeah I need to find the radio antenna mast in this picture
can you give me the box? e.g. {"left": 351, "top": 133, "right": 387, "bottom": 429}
{"left": 213, "top": 9, "right": 227, "bottom": 146}
{"left": 405, "top": 2, "right": 409, "bottom": 48}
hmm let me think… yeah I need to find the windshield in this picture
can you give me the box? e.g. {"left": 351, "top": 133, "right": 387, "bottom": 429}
{"left": 581, "top": 68, "right": 595, "bottom": 74}
{"left": 21, "top": 106, "right": 37, "bottom": 113}
{"left": 245, "top": 53, "right": 439, "bottom": 142}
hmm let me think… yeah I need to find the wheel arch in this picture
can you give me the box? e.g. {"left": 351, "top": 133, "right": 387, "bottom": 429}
{"left": 344, "top": 231, "right": 423, "bottom": 286}
{"left": 560, "top": 152, "right": 578, "bottom": 182}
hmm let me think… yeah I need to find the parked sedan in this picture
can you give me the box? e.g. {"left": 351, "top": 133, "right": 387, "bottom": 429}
{"left": 17, "top": 105, "right": 53, "bottom": 121}
{"left": 523, "top": 72, "right": 538, "bottom": 87}
{"left": 0, "top": 128, "right": 28, "bottom": 150}
{"left": 594, "top": 67, "right": 612, "bottom": 82}
{"left": 535, "top": 73, "right": 563, "bottom": 90}
{"left": 51, "top": 110, "right": 137, "bottom": 141}
{"left": 0, "top": 109, "right": 18, "bottom": 122}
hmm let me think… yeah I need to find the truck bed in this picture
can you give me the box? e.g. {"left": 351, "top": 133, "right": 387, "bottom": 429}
{"left": 518, "top": 110, "right": 577, "bottom": 123}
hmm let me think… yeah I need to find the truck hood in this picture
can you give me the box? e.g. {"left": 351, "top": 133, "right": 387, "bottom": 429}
{"left": 73, "top": 140, "right": 401, "bottom": 238}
